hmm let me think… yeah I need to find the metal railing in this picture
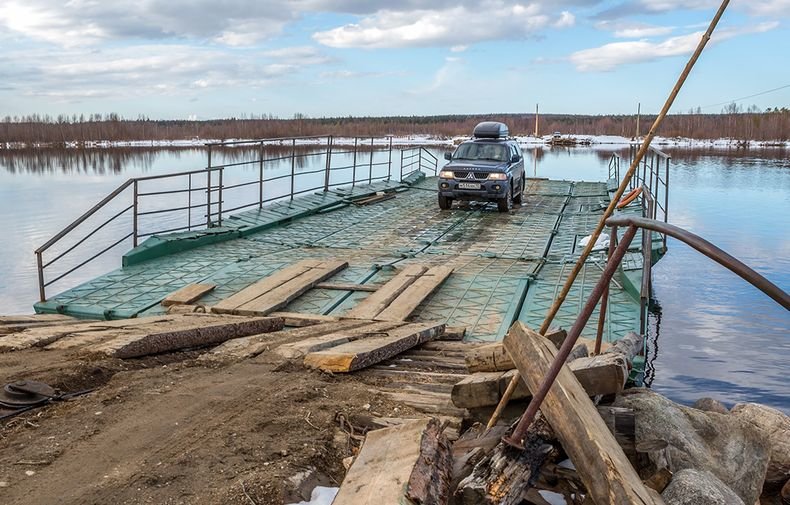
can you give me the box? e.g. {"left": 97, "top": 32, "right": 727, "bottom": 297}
{"left": 507, "top": 215, "right": 790, "bottom": 444}
{"left": 399, "top": 147, "right": 439, "bottom": 180}
{"left": 34, "top": 135, "right": 419, "bottom": 302}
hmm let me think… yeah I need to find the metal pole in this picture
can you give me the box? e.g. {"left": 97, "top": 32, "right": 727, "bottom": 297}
{"left": 290, "top": 138, "right": 296, "bottom": 201}
{"left": 594, "top": 226, "right": 618, "bottom": 354}
{"left": 259, "top": 141, "right": 264, "bottom": 209}
{"left": 36, "top": 252, "right": 46, "bottom": 302}
{"left": 503, "top": 225, "right": 639, "bottom": 448}
{"left": 188, "top": 173, "right": 192, "bottom": 231}
{"left": 217, "top": 167, "right": 223, "bottom": 226}
{"left": 206, "top": 145, "right": 212, "bottom": 228}
{"left": 400, "top": 149, "right": 404, "bottom": 181}
{"left": 368, "top": 137, "right": 374, "bottom": 184}
{"left": 664, "top": 158, "right": 670, "bottom": 249}
{"left": 324, "top": 135, "right": 333, "bottom": 191}
{"left": 352, "top": 138, "right": 358, "bottom": 188}
{"left": 387, "top": 137, "right": 393, "bottom": 181}
{"left": 132, "top": 180, "right": 139, "bottom": 247}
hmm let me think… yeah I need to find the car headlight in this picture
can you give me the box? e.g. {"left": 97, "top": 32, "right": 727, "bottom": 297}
{"left": 439, "top": 170, "right": 454, "bottom": 178}
{"left": 488, "top": 173, "right": 507, "bottom": 180}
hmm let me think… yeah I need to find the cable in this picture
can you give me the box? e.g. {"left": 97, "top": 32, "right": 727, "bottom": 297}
{"left": 700, "top": 83, "right": 790, "bottom": 109}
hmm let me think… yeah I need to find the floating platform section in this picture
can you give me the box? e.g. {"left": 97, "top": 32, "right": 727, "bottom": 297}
{"left": 35, "top": 174, "right": 653, "bottom": 343}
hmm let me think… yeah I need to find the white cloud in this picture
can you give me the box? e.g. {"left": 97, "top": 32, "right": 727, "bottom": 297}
{"left": 570, "top": 22, "right": 779, "bottom": 72}
{"left": 407, "top": 56, "right": 462, "bottom": 94}
{"left": 596, "top": 20, "right": 675, "bottom": 38}
{"left": 313, "top": 2, "right": 574, "bottom": 48}
{"left": 554, "top": 11, "right": 576, "bottom": 28}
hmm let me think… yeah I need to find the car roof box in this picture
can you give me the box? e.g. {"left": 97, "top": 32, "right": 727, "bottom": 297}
{"left": 473, "top": 121, "right": 509, "bottom": 139}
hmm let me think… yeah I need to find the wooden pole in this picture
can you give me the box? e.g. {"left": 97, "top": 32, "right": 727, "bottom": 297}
{"left": 486, "top": 0, "right": 730, "bottom": 430}
{"left": 636, "top": 102, "right": 641, "bottom": 139}
{"left": 534, "top": 103, "right": 539, "bottom": 137}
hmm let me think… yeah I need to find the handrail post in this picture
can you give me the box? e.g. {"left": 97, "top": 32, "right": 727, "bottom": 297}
{"left": 352, "top": 138, "right": 358, "bottom": 188}
{"left": 290, "top": 138, "right": 296, "bottom": 201}
{"left": 368, "top": 137, "right": 374, "bottom": 184}
{"left": 259, "top": 141, "right": 264, "bottom": 209}
{"left": 664, "top": 157, "right": 670, "bottom": 250}
{"left": 400, "top": 149, "right": 404, "bottom": 181}
{"left": 132, "top": 180, "right": 139, "bottom": 247}
{"left": 217, "top": 166, "right": 224, "bottom": 226}
{"left": 324, "top": 135, "right": 333, "bottom": 192}
{"left": 206, "top": 145, "right": 212, "bottom": 228}
{"left": 387, "top": 137, "right": 393, "bottom": 181}
{"left": 188, "top": 173, "right": 193, "bottom": 231}
{"left": 36, "top": 251, "right": 46, "bottom": 302}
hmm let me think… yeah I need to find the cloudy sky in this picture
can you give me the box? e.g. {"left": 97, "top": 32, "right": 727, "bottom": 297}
{"left": 1, "top": 0, "right": 788, "bottom": 119}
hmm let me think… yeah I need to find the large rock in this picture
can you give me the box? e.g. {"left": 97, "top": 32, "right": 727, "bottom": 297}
{"left": 615, "top": 390, "right": 770, "bottom": 505}
{"left": 730, "top": 402, "right": 790, "bottom": 485}
{"left": 692, "top": 397, "right": 729, "bottom": 415}
{"left": 662, "top": 469, "right": 745, "bottom": 505}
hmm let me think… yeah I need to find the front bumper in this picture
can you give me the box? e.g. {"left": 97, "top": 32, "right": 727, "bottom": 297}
{"left": 438, "top": 179, "right": 511, "bottom": 200}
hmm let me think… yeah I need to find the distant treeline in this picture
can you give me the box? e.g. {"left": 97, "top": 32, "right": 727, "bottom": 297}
{"left": 2, "top": 107, "right": 789, "bottom": 145}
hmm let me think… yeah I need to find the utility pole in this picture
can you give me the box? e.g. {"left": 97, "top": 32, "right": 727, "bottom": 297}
{"left": 534, "top": 103, "right": 539, "bottom": 137}
{"left": 635, "top": 102, "right": 641, "bottom": 139}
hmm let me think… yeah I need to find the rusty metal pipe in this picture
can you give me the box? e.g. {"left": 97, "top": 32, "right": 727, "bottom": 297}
{"left": 503, "top": 225, "right": 638, "bottom": 448}
{"left": 594, "top": 225, "right": 618, "bottom": 354}
{"left": 607, "top": 216, "right": 790, "bottom": 310}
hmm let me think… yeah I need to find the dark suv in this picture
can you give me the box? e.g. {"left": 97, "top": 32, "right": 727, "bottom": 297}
{"left": 438, "top": 122, "right": 525, "bottom": 212}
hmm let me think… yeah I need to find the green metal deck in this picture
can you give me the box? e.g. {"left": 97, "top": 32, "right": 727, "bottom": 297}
{"left": 35, "top": 173, "right": 652, "bottom": 343}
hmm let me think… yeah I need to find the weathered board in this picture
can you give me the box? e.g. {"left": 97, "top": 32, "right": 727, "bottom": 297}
{"left": 503, "top": 322, "right": 663, "bottom": 505}
{"left": 375, "top": 266, "right": 454, "bottom": 321}
{"left": 303, "top": 321, "right": 445, "bottom": 372}
{"left": 161, "top": 283, "right": 216, "bottom": 306}
{"left": 274, "top": 320, "right": 405, "bottom": 359}
{"left": 344, "top": 265, "right": 427, "bottom": 320}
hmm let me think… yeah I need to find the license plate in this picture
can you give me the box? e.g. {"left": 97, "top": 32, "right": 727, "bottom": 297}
{"left": 458, "top": 182, "right": 481, "bottom": 190}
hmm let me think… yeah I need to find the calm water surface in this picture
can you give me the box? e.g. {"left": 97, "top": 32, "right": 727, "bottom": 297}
{"left": 1, "top": 145, "right": 788, "bottom": 412}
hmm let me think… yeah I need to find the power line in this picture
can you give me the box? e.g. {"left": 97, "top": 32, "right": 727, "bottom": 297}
{"left": 700, "top": 83, "right": 790, "bottom": 109}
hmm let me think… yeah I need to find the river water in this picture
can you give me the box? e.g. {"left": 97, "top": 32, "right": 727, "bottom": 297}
{"left": 1, "top": 145, "right": 788, "bottom": 412}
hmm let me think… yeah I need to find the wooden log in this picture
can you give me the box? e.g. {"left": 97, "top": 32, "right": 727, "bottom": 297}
{"left": 344, "top": 265, "right": 428, "bottom": 320}
{"left": 234, "top": 260, "right": 348, "bottom": 316}
{"left": 314, "top": 282, "right": 381, "bottom": 292}
{"left": 453, "top": 344, "right": 595, "bottom": 409}
{"left": 274, "top": 320, "right": 404, "bottom": 359}
{"left": 80, "top": 316, "right": 283, "bottom": 358}
{"left": 303, "top": 322, "right": 445, "bottom": 372}
{"left": 211, "top": 259, "right": 320, "bottom": 314}
{"left": 161, "top": 283, "right": 215, "bottom": 306}
{"left": 440, "top": 326, "right": 467, "bottom": 341}
{"left": 503, "top": 322, "right": 664, "bottom": 505}
{"left": 375, "top": 266, "right": 453, "bottom": 321}
{"left": 203, "top": 319, "right": 371, "bottom": 362}
{"left": 268, "top": 312, "right": 339, "bottom": 327}
{"left": 455, "top": 414, "right": 560, "bottom": 505}
{"left": 333, "top": 418, "right": 451, "bottom": 505}
{"left": 463, "top": 329, "right": 578, "bottom": 373}
{"left": 604, "top": 331, "right": 642, "bottom": 362}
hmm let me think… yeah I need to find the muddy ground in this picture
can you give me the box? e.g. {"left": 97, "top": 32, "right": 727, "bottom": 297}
{"left": 0, "top": 347, "right": 421, "bottom": 505}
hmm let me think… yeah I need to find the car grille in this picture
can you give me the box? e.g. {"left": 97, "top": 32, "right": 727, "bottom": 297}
{"left": 453, "top": 171, "right": 489, "bottom": 180}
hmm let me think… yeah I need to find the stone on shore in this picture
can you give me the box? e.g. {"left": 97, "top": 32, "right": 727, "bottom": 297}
{"left": 692, "top": 397, "right": 729, "bottom": 415}
{"left": 662, "top": 469, "right": 745, "bottom": 505}
{"left": 730, "top": 402, "right": 790, "bottom": 486}
{"left": 615, "top": 390, "right": 770, "bottom": 505}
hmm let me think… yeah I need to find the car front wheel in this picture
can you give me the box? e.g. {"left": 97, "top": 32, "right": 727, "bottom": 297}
{"left": 497, "top": 189, "right": 512, "bottom": 213}
{"left": 438, "top": 194, "right": 453, "bottom": 210}
{"left": 513, "top": 177, "right": 524, "bottom": 204}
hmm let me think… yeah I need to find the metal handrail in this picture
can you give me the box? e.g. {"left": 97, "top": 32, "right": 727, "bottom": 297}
{"left": 35, "top": 135, "right": 432, "bottom": 302}
{"left": 506, "top": 215, "right": 789, "bottom": 445}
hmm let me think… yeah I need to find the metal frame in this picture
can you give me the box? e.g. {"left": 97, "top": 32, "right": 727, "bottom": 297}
{"left": 34, "top": 135, "right": 416, "bottom": 302}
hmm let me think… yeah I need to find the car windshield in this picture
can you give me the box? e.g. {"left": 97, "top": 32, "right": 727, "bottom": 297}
{"left": 453, "top": 143, "right": 509, "bottom": 162}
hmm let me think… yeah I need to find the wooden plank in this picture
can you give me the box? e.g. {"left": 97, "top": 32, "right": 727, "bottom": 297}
{"left": 452, "top": 345, "right": 627, "bottom": 409}
{"left": 333, "top": 419, "right": 451, "bottom": 505}
{"left": 314, "top": 282, "right": 381, "bottom": 292}
{"left": 81, "top": 317, "right": 284, "bottom": 358}
{"left": 503, "top": 322, "right": 664, "bottom": 505}
{"left": 343, "top": 265, "right": 428, "bottom": 320}
{"left": 375, "top": 266, "right": 453, "bottom": 321}
{"left": 234, "top": 260, "right": 348, "bottom": 316}
{"left": 464, "top": 332, "right": 605, "bottom": 373}
{"left": 303, "top": 321, "right": 445, "bottom": 373}
{"left": 161, "top": 283, "right": 216, "bottom": 306}
{"left": 269, "top": 312, "right": 339, "bottom": 327}
{"left": 274, "top": 321, "right": 404, "bottom": 359}
{"left": 211, "top": 259, "right": 321, "bottom": 314}
{"left": 201, "top": 319, "right": 371, "bottom": 362}
{"left": 440, "top": 326, "right": 466, "bottom": 341}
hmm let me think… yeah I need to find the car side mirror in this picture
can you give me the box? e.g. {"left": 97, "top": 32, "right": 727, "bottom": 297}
{"left": 444, "top": 152, "right": 453, "bottom": 161}
{"left": 511, "top": 154, "right": 521, "bottom": 162}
